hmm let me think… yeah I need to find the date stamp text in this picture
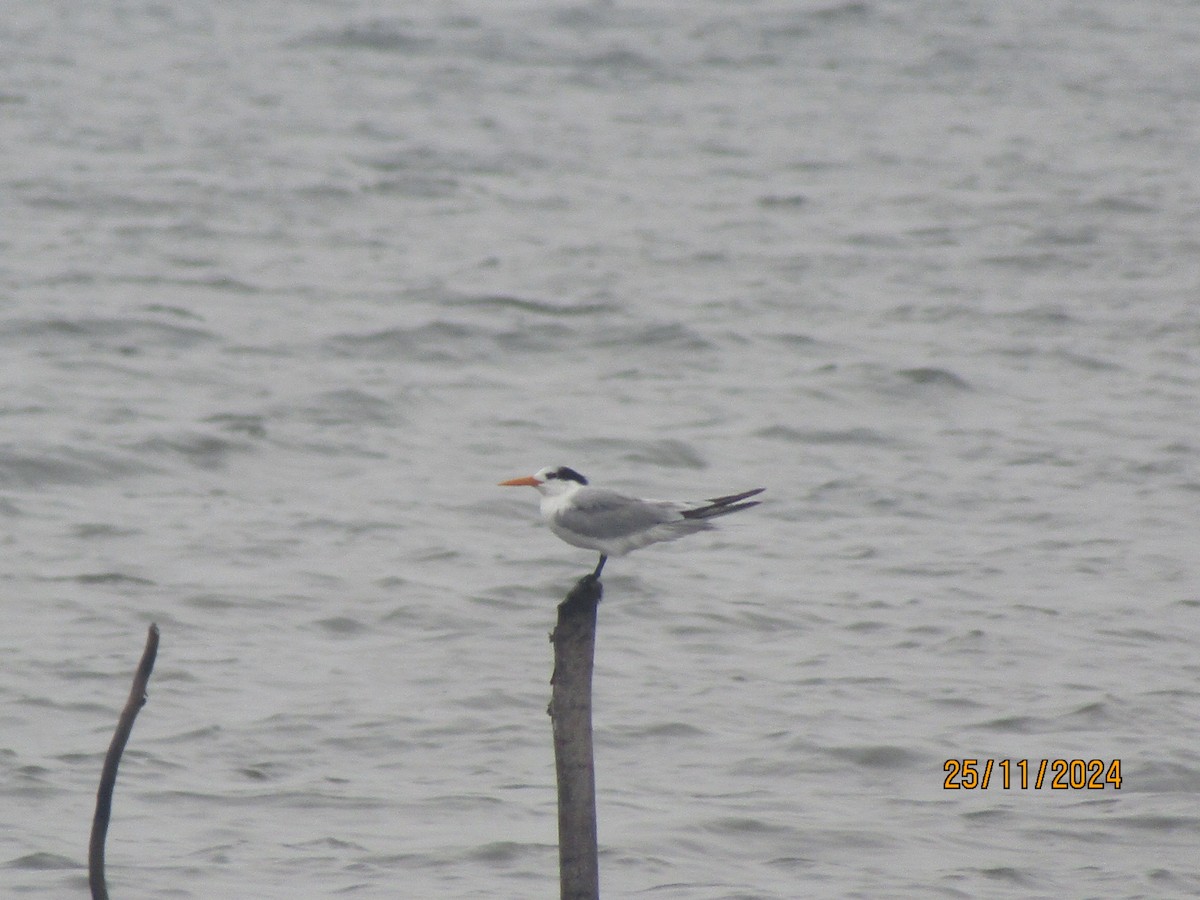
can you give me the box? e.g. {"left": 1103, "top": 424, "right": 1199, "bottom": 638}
{"left": 943, "top": 758, "right": 1122, "bottom": 790}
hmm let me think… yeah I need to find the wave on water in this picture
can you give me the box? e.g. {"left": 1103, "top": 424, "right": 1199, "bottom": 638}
{"left": 323, "top": 316, "right": 708, "bottom": 364}
{"left": 0, "top": 445, "right": 157, "bottom": 488}
{"left": 6, "top": 852, "right": 81, "bottom": 871}
{"left": 554, "top": 436, "right": 708, "bottom": 470}
{"left": 1, "top": 317, "right": 218, "bottom": 353}
{"left": 755, "top": 425, "right": 897, "bottom": 446}
{"left": 292, "top": 20, "right": 437, "bottom": 54}
{"left": 54, "top": 571, "right": 156, "bottom": 586}
{"left": 132, "top": 432, "right": 254, "bottom": 471}
{"left": 895, "top": 367, "right": 972, "bottom": 390}
{"left": 325, "top": 322, "right": 494, "bottom": 364}
{"left": 815, "top": 363, "right": 973, "bottom": 397}
{"left": 445, "top": 293, "right": 618, "bottom": 317}
{"left": 281, "top": 389, "right": 397, "bottom": 427}
{"left": 586, "top": 321, "right": 716, "bottom": 353}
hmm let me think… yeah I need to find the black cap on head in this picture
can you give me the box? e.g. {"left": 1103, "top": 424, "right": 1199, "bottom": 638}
{"left": 548, "top": 466, "right": 588, "bottom": 485}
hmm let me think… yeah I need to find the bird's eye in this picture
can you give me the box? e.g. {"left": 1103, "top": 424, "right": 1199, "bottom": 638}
{"left": 546, "top": 471, "right": 558, "bottom": 479}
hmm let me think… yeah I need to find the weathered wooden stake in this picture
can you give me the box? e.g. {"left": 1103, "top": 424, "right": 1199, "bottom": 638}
{"left": 89, "top": 623, "right": 160, "bottom": 900}
{"left": 548, "top": 574, "right": 602, "bottom": 900}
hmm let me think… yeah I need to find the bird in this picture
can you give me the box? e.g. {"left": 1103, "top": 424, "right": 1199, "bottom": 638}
{"left": 499, "top": 465, "right": 764, "bottom": 579}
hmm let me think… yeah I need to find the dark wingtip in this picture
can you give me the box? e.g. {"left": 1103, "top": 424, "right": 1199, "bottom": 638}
{"left": 680, "top": 490, "right": 765, "bottom": 520}
{"left": 705, "top": 487, "right": 766, "bottom": 505}
{"left": 702, "top": 499, "right": 762, "bottom": 517}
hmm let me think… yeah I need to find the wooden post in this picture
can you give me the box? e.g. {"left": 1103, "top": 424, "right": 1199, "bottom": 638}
{"left": 89, "top": 624, "right": 160, "bottom": 900}
{"left": 548, "top": 575, "right": 602, "bottom": 900}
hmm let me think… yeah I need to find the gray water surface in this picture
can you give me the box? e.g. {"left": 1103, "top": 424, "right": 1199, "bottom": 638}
{"left": 3, "top": 1, "right": 1199, "bottom": 897}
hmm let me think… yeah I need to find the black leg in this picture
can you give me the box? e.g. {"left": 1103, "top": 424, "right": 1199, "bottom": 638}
{"left": 591, "top": 555, "right": 607, "bottom": 579}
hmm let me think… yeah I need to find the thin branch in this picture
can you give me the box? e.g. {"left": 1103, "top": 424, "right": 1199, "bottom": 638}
{"left": 89, "top": 624, "right": 160, "bottom": 900}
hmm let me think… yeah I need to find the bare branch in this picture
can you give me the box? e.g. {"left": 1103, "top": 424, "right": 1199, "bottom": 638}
{"left": 89, "top": 624, "right": 160, "bottom": 900}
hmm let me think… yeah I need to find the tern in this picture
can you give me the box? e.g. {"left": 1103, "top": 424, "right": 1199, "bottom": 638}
{"left": 499, "top": 466, "right": 764, "bottom": 578}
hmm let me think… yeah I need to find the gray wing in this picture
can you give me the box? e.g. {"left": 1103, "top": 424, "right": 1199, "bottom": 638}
{"left": 553, "top": 488, "right": 680, "bottom": 540}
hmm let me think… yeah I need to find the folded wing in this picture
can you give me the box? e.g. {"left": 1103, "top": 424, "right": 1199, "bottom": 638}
{"left": 552, "top": 488, "right": 681, "bottom": 540}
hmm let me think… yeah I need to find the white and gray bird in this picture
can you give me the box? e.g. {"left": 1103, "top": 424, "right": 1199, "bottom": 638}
{"left": 499, "top": 465, "right": 764, "bottom": 578}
